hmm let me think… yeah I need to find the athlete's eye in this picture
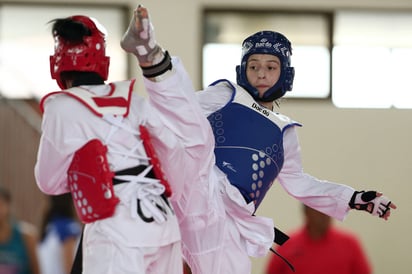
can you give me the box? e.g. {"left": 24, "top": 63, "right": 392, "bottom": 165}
{"left": 247, "top": 63, "right": 259, "bottom": 71}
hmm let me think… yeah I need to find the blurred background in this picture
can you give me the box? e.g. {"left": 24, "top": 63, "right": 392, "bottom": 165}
{"left": 0, "top": 0, "right": 410, "bottom": 273}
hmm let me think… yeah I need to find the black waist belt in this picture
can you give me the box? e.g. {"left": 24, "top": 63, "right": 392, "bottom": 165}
{"left": 274, "top": 227, "right": 289, "bottom": 245}
{"left": 271, "top": 227, "right": 295, "bottom": 272}
{"left": 112, "top": 165, "right": 155, "bottom": 185}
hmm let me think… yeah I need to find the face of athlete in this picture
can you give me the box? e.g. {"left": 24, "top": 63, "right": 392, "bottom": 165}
{"left": 246, "top": 54, "right": 281, "bottom": 99}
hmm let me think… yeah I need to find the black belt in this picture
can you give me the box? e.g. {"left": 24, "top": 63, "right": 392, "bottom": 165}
{"left": 271, "top": 227, "right": 295, "bottom": 272}
{"left": 112, "top": 165, "right": 155, "bottom": 185}
{"left": 274, "top": 227, "right": 289, "bottom": 245}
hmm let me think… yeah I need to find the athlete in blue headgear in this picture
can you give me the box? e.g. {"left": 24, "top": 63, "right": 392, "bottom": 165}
{"left": 168, "top": 29, "right": 397, "bottom": 274}
{"left": 236, "top": 30, "right": 295, "bottom": 102}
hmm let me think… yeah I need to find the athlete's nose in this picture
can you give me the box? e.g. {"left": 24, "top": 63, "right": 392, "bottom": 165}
{"left": 257, "top": 69, "right": 266, "bottom": 79}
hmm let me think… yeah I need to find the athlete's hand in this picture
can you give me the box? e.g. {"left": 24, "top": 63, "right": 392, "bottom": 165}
{"left": 120, "top": 5, "right": 162, "bottom": 65}
{"left": 349, "top": 190, "right": 397, "bottom": 220}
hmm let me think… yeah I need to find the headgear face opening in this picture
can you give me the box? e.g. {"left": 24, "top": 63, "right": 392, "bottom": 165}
{"left": 236, "top": 31, "right": 295, "bottom": 102}
{"left": 49, "top": 15, "right": 110, "bottom": 89}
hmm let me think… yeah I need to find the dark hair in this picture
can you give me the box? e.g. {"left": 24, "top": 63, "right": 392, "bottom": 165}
{"left": 50, "top": 18, "right": 91, "bottom": 42}
{"left": 39, "top": 193, "right": 77, "bottom": 241}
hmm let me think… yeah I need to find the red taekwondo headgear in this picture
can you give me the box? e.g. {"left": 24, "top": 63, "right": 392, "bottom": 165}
{"left": 50, "top": 15, "right": 110, "bottom": 89}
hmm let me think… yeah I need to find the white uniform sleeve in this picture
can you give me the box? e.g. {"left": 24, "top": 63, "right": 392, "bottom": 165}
{"left": 34, "top": 96, "right": 87, "bottom": 195}
{"left": 277, "top": 126, "right": 355, "bottom": 221}
{"left": 196, "top": 83, "right": 232, "bottom": 117}
{"left": 35, "top": 136, "right": 75, "bottom": 194}
{"left": 142, "top": 57, "right": 215, "bottom": 201}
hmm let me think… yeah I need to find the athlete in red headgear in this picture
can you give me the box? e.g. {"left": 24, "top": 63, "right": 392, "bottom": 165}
{"left": 49, "top": 15, "right": 110, "bottom": 90}
{"left": 35, "top": 5, "right": 212, "bottom": 274}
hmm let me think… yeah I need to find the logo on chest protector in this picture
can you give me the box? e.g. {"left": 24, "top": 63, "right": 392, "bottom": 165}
{"left": 222, "top": 161, "right": 237, "bottom": 173}
{"left": 252, "top": 103, "right": 270, "bottom": 116}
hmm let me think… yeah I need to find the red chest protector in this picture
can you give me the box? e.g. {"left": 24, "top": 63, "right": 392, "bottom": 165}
{"left": 58, "top": 81, "right": 134, "bottom": 223}
{"left": 68, "top": 139, "right": 119, "bottom": 223}
{"left": 41, "top": 80, "right": 171, "bottom": 223}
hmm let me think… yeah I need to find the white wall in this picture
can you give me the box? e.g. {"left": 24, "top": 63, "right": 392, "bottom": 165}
{"left": 256, "top": 102, "right": 411, "bottom": 274}
{"left": 7, "top": 0, "right": 411, "bottom": 273}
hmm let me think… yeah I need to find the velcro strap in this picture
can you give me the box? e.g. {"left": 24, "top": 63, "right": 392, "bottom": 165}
{"left": 140, "top": 51, "right": 172, "bottom": 78}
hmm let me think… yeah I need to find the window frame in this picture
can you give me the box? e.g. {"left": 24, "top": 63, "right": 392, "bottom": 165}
{"left": 0, "top": 1, "right": 130, "bottom": 99}
{"left": 201, "top": 8, "right": 333, "bottom": 101}
{"left": 201, "top": 7, "right": 412, "bottom": 108}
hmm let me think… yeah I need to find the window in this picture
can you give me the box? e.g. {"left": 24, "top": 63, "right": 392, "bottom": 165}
{"left": 0, "top": 3, "right": 128, "bottom": 99}
{"left": 202, "top": 10, "right": 331, "bottom": 98}
{"left": 203, "top": 9, "right": 412, "bottom": 108}
{"left": 332, "top": 10, "right": 412, "bottom": 108}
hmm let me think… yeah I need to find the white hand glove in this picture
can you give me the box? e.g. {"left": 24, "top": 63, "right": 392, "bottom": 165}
{"left": 120, "top": 5, "right": 162, "bottom": 64}
{"left": 349, "top": 190, "right": 392, "bottom": 218}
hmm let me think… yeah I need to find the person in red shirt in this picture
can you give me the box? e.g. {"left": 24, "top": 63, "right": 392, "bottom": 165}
{"left": 266, "top": 204, "right": 372, "bottom": 274}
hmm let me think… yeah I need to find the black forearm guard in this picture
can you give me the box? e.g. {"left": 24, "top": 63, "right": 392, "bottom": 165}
{"left": 140, "top": 51, "right": 172, "bottom": 78}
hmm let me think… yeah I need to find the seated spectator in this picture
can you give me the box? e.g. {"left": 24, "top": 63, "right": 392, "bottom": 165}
{"left": 0, "top": 186, "right": 40, "bottom": 274}
{"left": 265, "top": 204, "right": 372, "bottom": 274}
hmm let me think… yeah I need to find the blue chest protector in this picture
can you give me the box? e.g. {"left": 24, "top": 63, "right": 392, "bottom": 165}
{"left": 207, "top": 80, "right": 300, "bottom": 210}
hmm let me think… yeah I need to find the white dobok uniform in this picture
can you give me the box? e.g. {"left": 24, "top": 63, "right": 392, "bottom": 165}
{"left": 35, "top": 57, "right": 212, "bottom": 274}
{"left": 172, "top": 80, "right": 355, "bottom": 274}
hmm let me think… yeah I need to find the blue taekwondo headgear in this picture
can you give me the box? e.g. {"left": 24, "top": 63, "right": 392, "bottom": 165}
{"left": 236, "top": 31, "right": 295, "bottom": 102}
